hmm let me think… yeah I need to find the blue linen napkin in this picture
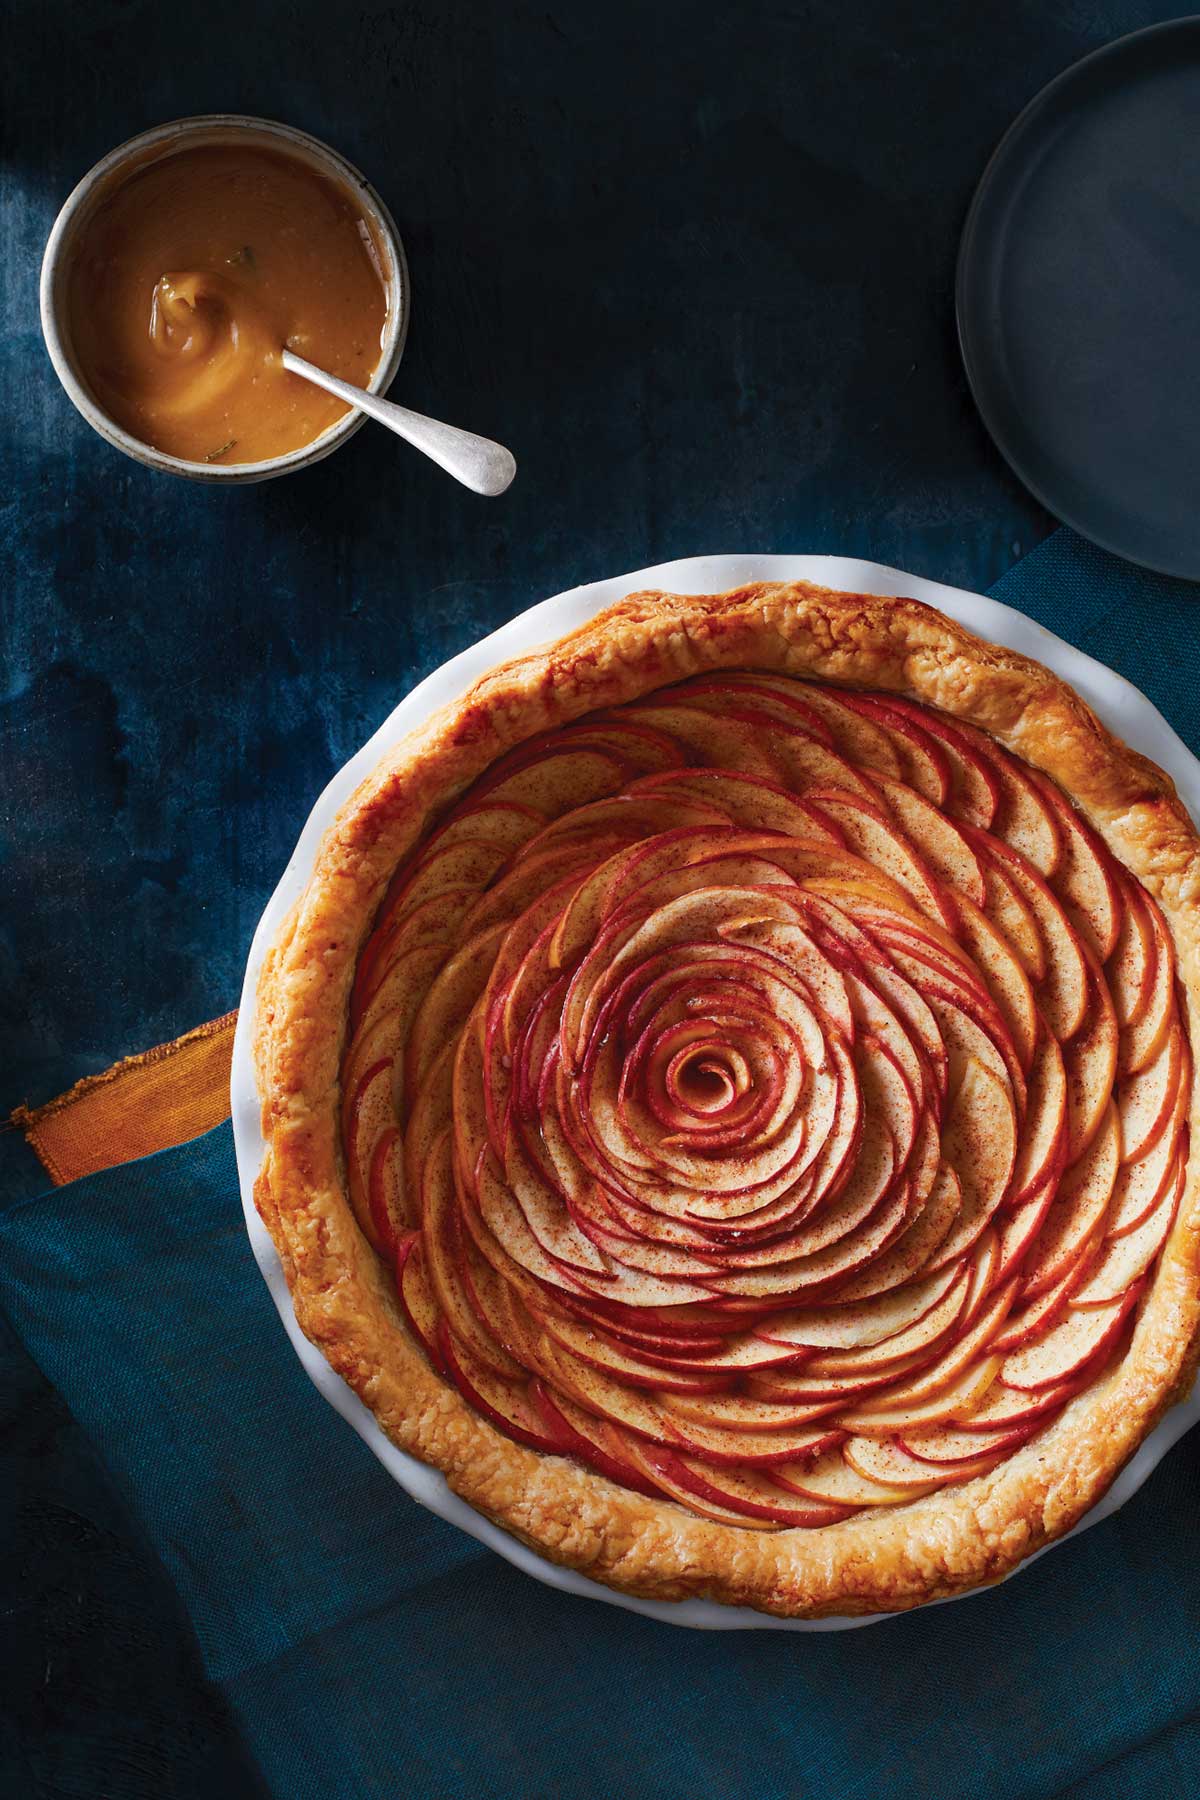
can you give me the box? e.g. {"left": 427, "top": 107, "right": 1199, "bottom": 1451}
{"left": 2, "top": 529, "right": 1199, "bottom": 1800}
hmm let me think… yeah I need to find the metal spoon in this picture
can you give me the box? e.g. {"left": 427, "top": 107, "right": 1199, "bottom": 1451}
{"left": 282, "top": 348, "right": 516, "bottom": 496}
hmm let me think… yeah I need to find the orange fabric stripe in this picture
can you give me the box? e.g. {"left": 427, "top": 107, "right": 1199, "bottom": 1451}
{"left": 13, "top": 1012, "right": 237, "bottom": 1186}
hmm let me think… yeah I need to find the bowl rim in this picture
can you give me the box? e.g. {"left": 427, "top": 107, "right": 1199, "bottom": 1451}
{"left": 230, "top": 551, "right": 1200, "bottom": 1631}
{"left": 39, "top": 112, "right": 410, "bottom": 483}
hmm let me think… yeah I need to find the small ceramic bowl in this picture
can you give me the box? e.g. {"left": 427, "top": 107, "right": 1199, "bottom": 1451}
{"left": 40, "top": 114, "right": 410, "bottom": 484}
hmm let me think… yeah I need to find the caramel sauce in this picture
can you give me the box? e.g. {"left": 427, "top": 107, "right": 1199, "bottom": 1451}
{"left": 67, "top": 144, "right": 389, "bottom": 464}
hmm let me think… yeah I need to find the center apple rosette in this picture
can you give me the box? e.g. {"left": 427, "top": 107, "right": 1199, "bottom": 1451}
{"left": 340, "top": 673, "right": 1188, "bottom": 1527}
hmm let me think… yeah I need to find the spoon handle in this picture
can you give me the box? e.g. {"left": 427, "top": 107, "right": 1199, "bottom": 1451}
{"left": 281, "top": 349, "right": 516, "bottom": 497}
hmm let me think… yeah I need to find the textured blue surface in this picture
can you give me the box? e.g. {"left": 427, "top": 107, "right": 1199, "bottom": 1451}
{"left": 4, "top": 2, "right": 1200, "bottom": 1795}
{"left": 7, "top": 0, "right": 1130, "bottom": 1128}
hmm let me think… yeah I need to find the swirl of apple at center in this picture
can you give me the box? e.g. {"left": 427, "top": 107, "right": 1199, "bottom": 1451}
{"left": 640, "top": 1016, "right": 784, "bottom": 1147}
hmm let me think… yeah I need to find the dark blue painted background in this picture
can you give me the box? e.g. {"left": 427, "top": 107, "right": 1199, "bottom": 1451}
{"left": 9, "top": 0, "right": 1112, "bottom": 1131}
{"left": 0, "top": 2, "right": 1189, "bottom": 1794}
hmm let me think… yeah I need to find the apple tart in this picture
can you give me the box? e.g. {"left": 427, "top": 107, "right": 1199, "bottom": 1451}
{"left": 254, "top": 581, "right": 1200, "bottom": 1617}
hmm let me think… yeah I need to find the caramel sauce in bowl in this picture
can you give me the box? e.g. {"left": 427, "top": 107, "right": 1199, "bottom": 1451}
{"left": 41, "top": 117, "right": 408, "bottom": 482}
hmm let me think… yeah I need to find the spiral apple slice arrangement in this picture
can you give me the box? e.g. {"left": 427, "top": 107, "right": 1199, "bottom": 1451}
{"left": 341, "top": 674, "right": 1189, "bottom": 1529}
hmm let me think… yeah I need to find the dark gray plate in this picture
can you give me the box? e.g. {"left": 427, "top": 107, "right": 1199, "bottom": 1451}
{"left": 957, "top": 18, "right": 1200, "bottom": 579}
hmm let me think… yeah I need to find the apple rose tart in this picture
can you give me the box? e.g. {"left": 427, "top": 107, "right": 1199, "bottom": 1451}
{"left": 254, "top": 581, "right": 1200, "bottom": 1617}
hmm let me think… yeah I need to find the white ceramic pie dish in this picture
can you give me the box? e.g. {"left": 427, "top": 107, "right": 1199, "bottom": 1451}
{"left": 231, "top": 552, "right": 1200, "bottom": 1631}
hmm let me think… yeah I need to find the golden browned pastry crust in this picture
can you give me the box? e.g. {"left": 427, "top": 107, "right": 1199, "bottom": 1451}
{"left": 253, "top": 581, "right": 1200, "bottom": 1617}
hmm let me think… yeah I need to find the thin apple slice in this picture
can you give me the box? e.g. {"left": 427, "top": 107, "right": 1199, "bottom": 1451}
{"left": 385, "top": 836, "right": 514, "bottom": 929}
{"left": 928, "top": 1059, "right": 1017, "bottom": 1268}
{"left": 1108, "top": 1082, "right": 1186, "bottom": 1236}
{"left": 923, "top": 984, "right": 1019, "bottom": 1112}
{"left": 719, "top": 908, "right": 856, "bottom": 1041}
{"left": 707, "top": 1100, "right": 892, "bottom": 1268}
{"left": 657, "top": 673, "right": 837, "bottom": 741}
{"left": 761, "top": 725, "right": 887, "bottom": 804}
{"left": 438, "top": 1326, "right": 560, "bottom": 1454}
{"left": 1000, "top": 1283, "right": 1143, "bottom": 1390}
{"left": 351, "top": 935, "right": 450, "bottom": 1053}
{"left": 1118, "top": 894, "right": 1176, "bottom": 1076}
{"left": 745, "top": 1352, "right": 932, "bottom": 1406}
{"left": 630, "top": 767, "right": 842, "bottom": 839}
{"left": 1069, "top": 1165, "right": 1183, "bottom": 1307}
{"left": 952, "top": 1373, "right": 1082, "bottom": 1430}
{"left": 533, "top": 1304, "right": 736, "bottom": 1394}
{"left": 629, "top": 1443, "right": 854, "bottom": 1527}
{"left": 343, "top": 1053, "right": 399, "bottom": 1251}
{"left": 529, "top": 1383, "right": 665, "bottom": 1498}
{"left": 874, "top": 776, "right": 986, "bottom": 906}
{"left": 405, "top": 1031, "right": 457, "bottom": 1187}
{"left": 528, "top": 1382, "right": 651, "bottom": 1497}
{"left": 500, "top": 1131, "right": 612, "bottom": 1276}
{"left": 428, "top": 798, "right": 544, "bottom": 859}
{"left": 959, "top": 1229, "right": 1001, "bottom": 1327}
{"left": 839, "top": 1354, "right": 1003, "bottom": 1434}
{"left": 353, "top": 881, "right": 469, "bottom": 1012}
{"left": 899, "top": 1421, "right": 1035, "bottom": 1464}
{"left": 460, "top": 847, "right": 594, "bottom": 942}
{"left": 659, "top": 1389, "right": 843, "bottom": 1433}
{"left": 1062, "top": 968, "right": 1119, "bottom": 1162}
{"left": 698, "top": 1170, "right": 914, "bottom": 1301}
{"left": 632, "top": 703, "right": 877, "bottom": 798}
{"left": 957, "top": 726, "right": 1062, "bottom": 875}
{"left": 968, "top": 832, "right": 1088, "bottom": 1039}
{"left": 880, "top": 699, "right": 1001, "bottom": 827}
{"left": 368, "top": 1126, "right": 409, "bottom": 1249}
{"left": 532, "top": 1332, "right": 678, "bottom": 1439}
{"left": 753, "top": 1265, "right": 960, "bottom": 1353}
{"left": 359, "top": 892, "right": 487, "bottom": 1016}
{"left": 953, "top": 895, "right": 1039, "bottom": 1073}
{"left": 1007, "top": 1029, "right": 1068, "bottom": 1206}
{"left": 1107, "top": 877, "right": 1156, "bottom": 1029}
{"left": 981, "top": 856, "right": 1047, "bottom": 982}
{"left": 621, "top": 1440, "right": 779, "bottom": 1525}
{"left": 558, "top": 716, "right": 691, "bottom": 774}
{"left": 1028, "top": 770, "right": 1122, "bottom": 961}
{"left": 475, "top": 1151, "right": 614, "bottom": 1291}
{"left": 522, "top": 793, "right": 726, "bottom": 864}
{"left": 771, "top": 1448, "right": 914, "bottom": 1507}
{"left": 423, "top": 1137, "right": 526, "bottom": 1379}
{"left": 808, "top": 792, "right": 957, "bottom": 931}
{"left": 407, "top": 922, "right": 508, "bottom": 1091}
{"left": 1020, "top": 1102, "right": 1119, "bottom": 1299}
{"left": 803, "top": 1263, "right": 972, "bottom": 1375}
{"left": 836, "top": 1162, "right": 961, "bottom": 1297}
{"left": 477, "top": 745, "right": 629, "bottom": 815}
{"left": 841, "top": 1280, "right": 1016, "bottom": 1417}
{"left": 837, "top": 692, "right": 951, "bottom": 803}
{"left": 990, "top": 1258, "right": 1087, "bottom": 1353}
{"left": 994, "top": 1181, "right": 1057, "bottom": 1285}
{"left": 654, "top": 1411, "right": 847, "bottom": 1466}
{"left": 1118, "top": 1025, "right": 1183, "bottom": 1166}
{"left": 657, "top": 1332, "right": 812, "bottom": 1375}
{"left": 844, "top": 1434, "right": 996, "bottom": 1490}
{"left": 790, "top": 683, "right": 905, "bottom": 777}
{"left": 394, "top": 1232, "right": 445, "bottom": 1371}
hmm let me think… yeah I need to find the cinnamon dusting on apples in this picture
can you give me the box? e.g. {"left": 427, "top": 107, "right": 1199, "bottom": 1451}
{"left": 338, "top": 674, "right": 1188, "bottom": 1528}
